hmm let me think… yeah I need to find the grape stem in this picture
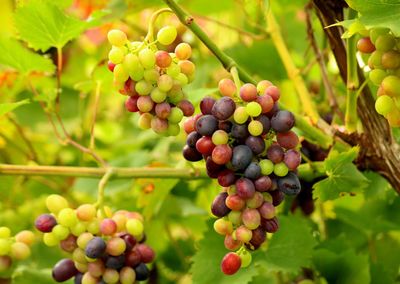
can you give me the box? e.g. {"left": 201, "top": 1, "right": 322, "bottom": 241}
{"left": 230, "top": 67, "right": 242, "bottom": 98}
{"left": 95, "top": 168, "right": 115, "bottom": 217}
{"left": 145, "top": 8, "right": 174, "bottom": 43}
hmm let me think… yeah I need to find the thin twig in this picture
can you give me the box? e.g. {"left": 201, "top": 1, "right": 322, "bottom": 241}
{"left": 56, "top": 47, "right": 63, "bottom": 113}
{"left": 89, "top": 81, "right": 101, "bottom": 150}
{"left": 305, "top": 3, "right": 344, "bottom": 121}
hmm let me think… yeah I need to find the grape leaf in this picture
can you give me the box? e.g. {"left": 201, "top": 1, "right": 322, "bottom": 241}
{"left": 14, "top": 0, "right": 87, "bottom": 51}
{"left": 0, "top": 37, "right": 55, "bottom": 74}
{"left": 313, "top": 147, "right": 369, "bottom": 201}
{"left": 0, "top": 100, "right": 30, "bottom": 117}
{"left": 191, "top": 221, "right": 260, "bottom": 284}
{"left": 345, "top": 0, "right": 400, "bottom": 35}
{"left": 261, "top": 215, "right": 317, "bottom": 273}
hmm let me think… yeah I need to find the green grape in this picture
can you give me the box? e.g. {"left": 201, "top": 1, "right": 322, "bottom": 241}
{"left": 129, "top": 66, "right": 144, "bottom": 81}
{"left": 370, "top": 27, "right": 390, "bottom": 43}
{"left": 108, "top": 48, "right": 124, "bottom": 64}
{"left": 143, "top": 69, "right": 160, "bottom": 83}
{"left": 58, "top": 208, "right": 78, "bottom": 228}
{"left": 263, "top": 192, "right": 273, "bottom": 203}
{"left": 87, "top": 220, "right": 100, "bottom": 235}
{"left": 375, "top": 34, "right": 396, "bottom": 52}
{"left": 157, "top": 25, "right": 177, "bottom": 45}
{"left": 213, "top": 219, "right": 233, "bottom": 235}
{"left": 248, "top": 120, "right": 263, "bottom": 136}
{"left": 228, "top": 211, "right": 242, "bottom": 225}
{"left": 234, "top": 107, "right": 249, "bottom": 124}
{"left": 138, "top": 48, "right": 156, "bottom": 69}
{"left": 375, "top": 95, "right": 394, "bottom": 115}
{"left": 138, "top": 113, "right": 153, "bottom": 129}
{"left": 52, "top": 225, "right": 70, "bottom": 240}
{"left": 129, "top": 41, "right": 142, "bottom": 50}
{"left": 71, "top": 222, "right": 86, "bottom": 237}
{"left": 245, "top": 102, "right": 262, "bottom": 117}
{"left": 73, "top": 248, "right": 86, "bottom": 263}
{"left": 0, "top": 227, "right": 11, "bottom": 239}
{"left": 212, "top": 130, "right": 229, "bottom": 145}
{"left": 167, "top": 107, "right": 183, "bottom": 123}
{"left": 382, "top": 75, "right": 400, "bottom": 97}
{"left": 150, "top": 88, "right": 167, "bottom": 103}
{"left": 10, "top": 242, "right": 30, "bottom": 260}
{"left": 135, "top": 80, "right": 153, "bottom": 95}
{"left": 369, "top": 69, "right": 387, "bottom": 86}
{"left": 168, "top": 86, "right": 184, "bottom": 104}
{"left": 166, "top": 63, "right": 181, "bottom": 78}
{"left": 107, "top": 29, "right": 128, "bottom": 46}
{"left": 0, "top": 239, "right": 11, "bottom": 255}
{"left": 273, "top": 162, "right": 289, "bottom": 177}
{"left": 43, "top": 233, "right": 58, "bottom": 247}
{"left": 123, "top": 53, "right": 140, "bottom": 73}
{"left": 260, "top": 159, "right": 274, "bottom": 175}
{"left": 158, "top": 74, "right": 174, "bottom": 92}
{"left": 126, "top": 219, "right": 144, "bottom": 237}
{"left": 77, "top": 233, "right": 94, "bottom": 250}
{"left": 167, "top": 123, "right": 180, "bottom": 136}
{"left": 113, "top": 64, "right": 129, "bottom": 83}
{"left": 103, "top": 269, "right": 119, "bottom": 284}
{"left": 120, "top": 267, "right": 136, "bottom": 284}
{"left": 175, "top": 73, "right": 188, "bottom": 85}
{"left": 368, "top": 50, "right": 383, "bottom": 69}
{"left": 46, "top": 194, "right": 69, "bottom": 214}
{"left": 239, "top": 250, "right": 252, "bottom": 268}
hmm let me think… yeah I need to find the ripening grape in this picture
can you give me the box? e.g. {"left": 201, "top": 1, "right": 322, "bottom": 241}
{"left": 175, "top": 43, "right": 192, "bottom": 60}
{"left": 357, "top": 37, "right": 375, "bottom": 53}
{"left": 382, "top": 75, "right": 400, "bottom": 97}
{"left": 155, "top": 50, "right": 172, "bottom": 68}
{"left": 257, "top": 80, "right": 273, "bottom": 94}
{"left": 375, "top": 34, "right": 396, "bottom": 52}
{"left": 157, "top": 26, "right": 178, "bottom": 45}
{"left": 221, "top": 252, "right": 241, "bottom": 275}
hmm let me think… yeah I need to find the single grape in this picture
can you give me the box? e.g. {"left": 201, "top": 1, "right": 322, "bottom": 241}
{"left": 143, "top": 69, "right": 160, "bottom": 83}
{"left": 284, "top": 149, "right": 301, "bottom": 170}
{"left": 108, "top": 48, "right": 124, "bottom": 64}
{"left": 138, "top": 48, "right": 156, "bottom": 69}
{"left": 260, "top": 216, "right": 279, "bottom": 233}
{"left": 369, "top": 69, "right": 387, "bottom": 86}
{"left": 113, "top": 64, "right": 129, "bottom": 83}
{"left": 277, "top": 131, "right": 299, "bottom": 149}
{"left": 155, "top": 50, "right": 172, "bottom": 68}
{"left": 370, "top": 27, "right": 390, "bottom": 43}
{"left": 60, "top": 234, "right": 78, "bottom": 253}
{"left": 155, "top": 102, "right": 171, "bottom": 119}
{"left": 375, "top": 95, "right": 394, "bottom": 115}
{"left": 178, "top": 60, "right": 195, "bottom": 76}
{"left": 195, "top": 115, "right": 218, "bottom": 136}
{"left": 200, "top": 97, "right": 216, "bottom": 115}
{"left": 234, "top": 107, "right": 249, "bottom": 124}
{"left": 15, "top": 230, "right": 35, "bottom": 246}
{"left": 258, "top": 202, "right": 276, "bottom": 219}
{"left": 211, "top": 97, "right": 236, "bottom": 120}
{"left": 103, "top": 268, "right": 120, "bottom": 284}
{"left": 242, "top": 208, "right": 261, "bottom": 230}
{"left": 244, "top": 162, "right": 261, "bottom": 180}
{"left": 212, "top": 130, "right": 229, "bottom": 145}
{"left": 224, "top": 235, "right": 242, "bottom": 251}
{"left": 225, "top": 194, "right": 246, "bottom": 211}
{"left": 168, "top": 107, "right": 184, "bottom": 124}
{"left": 126, "top": 219, "right": 144, "bottom": 237}
{"left": 240, "top": 83, "right": 257, "bottom": 101}
{"left": 186, "top": 131, "right": 202, "bottom": 147}
{"left": 196, "top": 136, "right": 215, "bottom": 155}
{"left": 136, "top": 243, "right": 155, "bottom": 263}
{"left": 246, "top": 102, "right": 262, "bottom": 117}
{"left": 257, "top": 94, "right": 274, "bottom": 113}
{"left": 177, "top": 100, "right": 195, "bottom": 116}
{"left": 0, "top": 239, "right": 11, "bottom": 256}
{"left": 219, "top": 78, "right": 237, "bottom": 97}
{"left": 249, "top": 227, "right": 266, "bottom": 249}
{"left": 35, "top": 214, "right": 57, "bottom": 233}
{"left": 52, "top": 258, "right": 78, "bottom": 282}
{"left": 259, "top": 159, "right": 274, "bottom": 175}
{"left": 246, "top": 192, "right": 264, "bottom": 208}
{"left": 239, "top": 249, "right": 252, "bottom": 267}
{"left": 375, "top": 34, "right": 396, "bottom": 52}
{"left": 107, "top": 29, "right": 127, "bottom": 46}
{"left": 368, "top": 50, "right": 383, "bottom": 69}
{"left": 277, "top": 172, "right": 301, "bottom": 195}
{"left": 381, "top": 75, "right": 400, "bottom": 97}
{"left": 138, "top": 113, "right": 152, "bottom": 129}
{"left": 248, "top": 120, "right": 263, "bottom": 136}
{"left": 218, "top": 120, "right": 232, "bottom": 132}
{"left": 120, "top": 266, "right": 136, "bottom": 284}
{"left": 85, "top": 237, "right": 106, "bottom": 259}
{"left": 381, "top": 50, "right": 400, "bottom": 69}
{"left": 134, "top": 263, "right": 150, "bottom": 281}
{"left": 157, "top": 25, "right": 177, "bottom": 45}
{"left": 221, "top": 252, "right": 241, "bottom": 275}
{"left": 175, "top": 43, "right": 192, "bottom": 60}
{"left": 182, "top": 145, "right": 203, "bottom": 162}
{"left": 46, "top": 194, "right": 69, "bottom": 214}
{"left": 265, "top": 86, "right": 280, "bottom": 101}
{"left": 254, "top": 176, "right": 272, "bottom": 192}
{"left": 236, "top": 178, "right": 256, "bottom": 199}
{"left": 267, "top": 144, "right": 284, "bottom": 163}
{"left": 271, "top": 110, "right": 295, "bottom": 132}
{"left": 100, "top": 219, "right": 117, "bottom": 236}
{"left": 0, "top": 256, "right": 11, "bottom": 272}
{"left": 135, "top": 80, "right": 153, "bottom": 95}
{"left": 150, "top": 88, "right": 167, "bottom": 104}
{"left": 245, "top": 136, "right": 265, "bottom": 155}
{"left": 158, "top": 74, "right": 174, "bottom": 92}
{"left": 88, "top": 259, "right": 105, "bottom": 278}
{"left": 214, "top": 219, "right": 233, "bottom": 235}
{"left": 53, "top": 225, "right": 70, "bottom": 240}
{"left": 257, "top": 80, "right": 273, "bottom": 94}
{"left": 217, "top": 170, "right": 236, "bottom": 187}
{"left": 212, "top": 144, "right": 232, "bottom": 165}
{"left": 43, "top": 232, "right": 59, "bottom": 247}
{"left": 231, "top": 123, "right": 249, "bottom": 139}
{"left": 166, "top": 63, "right": 181, "bottom": 77}
{"left": 235, "top": 226, "right": 253, "bottom": 243}
{"left": 106, "top": 237, "right": 126, "bottom": 256}
{"left": 0, "top": 227, "right": 10, "bottom": 239}
{"left": 256, "top": 115, "right": 271, "bottom": 134}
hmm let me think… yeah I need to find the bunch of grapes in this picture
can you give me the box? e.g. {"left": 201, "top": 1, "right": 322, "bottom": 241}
{"left": 357, "top": 28, "right": 400, "bottom": 127}
{"left": 107, "top": 25, "right": 195, "bottom": 135}
{"left": 182, "top": 78, "right": 302, "bottom": 275}
{"left": 34, "top": 194, "right": 155, "bottom": 283}
{"left": 0, "top": 227, "right": 35, "bottom": 272}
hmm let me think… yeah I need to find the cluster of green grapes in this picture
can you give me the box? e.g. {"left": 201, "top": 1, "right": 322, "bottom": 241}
{"left": 182, "top": 78, "right": 301, "bottom": 275}
{"left": 0, "top": 227, "right": 35, "bottom": 272}
{"left": 107, "top": 26, "right": 195, "bottom": 135}
{"left": 35, "top": 195, "right": 155, "bottom": 283}
{"left": 357, "top": 28, "right": 400, "bottom": 127}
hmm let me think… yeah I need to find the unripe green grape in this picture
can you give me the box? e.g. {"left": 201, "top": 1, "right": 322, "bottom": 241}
{"left": 228, "top": 211, "right": 242, "bottom": 225}
{"left": 43, "top": 233, "right": 58, "bottom": 247}
{"left": 58, "top": 208, "right": 78, "bottom": 228}
{"left": 212, "top": 130, "right": 229, "bottom": 145}
{"left": 10, "top": 242, "right": 30, "bottom": 260}
{"left": 370, "top": 27, "right": 390, "bottom": 43}
{"left": 158, "top": 74, "right": 174, "bottom": 92}
{"left": 129, "top": 41, "right": 142, "bottom": 50}
{"left": 227, "top": 186, "right": 237, "bottom": 195}
{"left": 274, "top": 162, "right": 289, "bottom": 177}
{"left": 103, "top": 269, "right": 119, "bottom": 284}
{"left": 138, "top": 48, "right": 156, "bottom": 69}
{"left": 126, "top": 219, "right": 144, "bottom": 237}
{"left": 368, "top": 50, "right": 383, "bottom": 69}
{"left": 375, "top": 34, "right": 396, "bottom": 52}
{"left": 143, "top": 69, "right": 160, "bottom": 83}
{"left": 52, "top": 225, "right": 70, "bottom": 240}
{"left": 167, "top": 123, "right": 180, "bottom": 136}
{"left": 263, "top": 192, "right": 273, "bottom": 203}
{"left": 157, "top": 25, "right": 177, "bottom": 45}
{"left": 73, "top": 248, "right": 87, "bottom": 264}
{"left": 108, "top": 47, "right": 124, "bottom": 64}
{"left": 46, "top": 194, "right": 69, "bottom": 214}
{"left": 168, "top": 87, "right": 184, "bottom": 104}
{"left": 168, "top": 107, "right": 183, "bottom": 123}
{"left": 138, "top": 113, "right": 153, "bottom": 129}
{"left": 150, "top": 88, "right": 167, "bottom": 103}
{"left": 166, "top": 63, "right": 181, "bottom": 77}
{"left": 213, "top": 219, "right": 233, "bottom": 235}
{"left": 246, "top": 102, "right": 262, "bottom": 117}
{"left": 75, "top": 261, "right": 88, "bottom": 273}
{"left": 248, "top": 120, "right": 263, "bottom": 136}
{"left": 135, "top": 80, "right": 153, "bottom": 95}
{"left": 369, "top": 69, "right": 387, "bottom": 86}
{"left": 77, "top": 233, "right": 94, "bottom": 250}
{"left": 239, "top": 250, "right": 252, "bottom": 268}
{"left": 120, "top": 267, "right": 136, "bottom": 284}
{"left": 123, "top": 53, "right": 140, "bottom": 73}
{"left": 0, "top": 239, "right": 11, "bottom": 255}
{"left": 107, "top": 29, "right": 128, "bottom": 46}
{"left": 175, "top": 73, "right": 188, "bottom": 85}
{"left": 375, "top": 95, "right": 394, "bottom": 115}
{"left": 382, "top": 75, "right": 400, "bottom": 97}
{"left": 234, "top": 107, "right": 249, "bottom": 124}
{"left": 260, "top": 159, "right": 274, "bottom": 175}
{"left": 0, "top": 227, "right": 11, "bottom": 239}
{"left": 113, "top": 64, "right": 129, "bottom": 83}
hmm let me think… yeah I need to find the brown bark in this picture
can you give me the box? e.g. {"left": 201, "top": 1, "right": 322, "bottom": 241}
{"left": 312, "top": 0, "right": 400, "bottom": 194}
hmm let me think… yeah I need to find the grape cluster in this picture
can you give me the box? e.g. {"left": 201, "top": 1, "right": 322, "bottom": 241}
{"left": 107, "top": 26, "right": 195, "bottom": 135}
{"left": 182, "top": 79, "right": 301, "bottom": 275}
{"left": 0, "top": 227, "right": 35, "bottom": 272}
{"left": 357, "top": 28, "right": 400, "bottom": 127}
{"left": 34, "top": 195, "right": 155, "bottom": 283}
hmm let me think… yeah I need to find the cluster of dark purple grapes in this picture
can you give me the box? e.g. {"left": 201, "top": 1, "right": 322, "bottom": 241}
{"left": 182, "top": 79, "right": 302, "bottom": 275}
{"left": 34, "top": 194, "right": 154, "bottom": 283}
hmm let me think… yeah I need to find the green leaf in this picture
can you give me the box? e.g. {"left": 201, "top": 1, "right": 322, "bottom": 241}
{"left": 14, "top": 0, "right": 86, "bottom": 51}
{"left": 12, "top": 267, "right": 54, "bottom": 284}
{"left": 313, "top": 147, "right": 369, "bottom": 201}
{"left": 262, "top": 215, "right": 317, "bottom": 273}
{"left": 191, "top": 221, "right": 260, "bottom": 284}
{"left": 346, "top": 0, "right": 400, "bottom": 35}
{"left": 0, "top": 37, "right": 55, "bottom": 74}
{"left": 0, "top": 100, "right": 30, "bottom": 117}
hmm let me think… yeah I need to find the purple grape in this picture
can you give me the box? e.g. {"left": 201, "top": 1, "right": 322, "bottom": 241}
{"left": 245, "top": 136, "right": 265, "bottom": 155}
{"left": 267, "top": 144, "right": 284, "bottom": 163}
{"left": 52, "top": 258, "right": 78, "bottom": 282}
{"left": 135, "top": 263, "right": 150, "bottom": 281}
{"left": 120, "top": 233, "right": 137, "bottom": 251}
{"left": 249, "top": 227, "right": 266, "bottom": 249}
{"left": 85, "top": 237, "right": 106, "bottom": 259}
{"left": 125, "top": 249, "right": 142, "bottom": 267}
{"left": 244, "top": 162, "right": 261, "bottom": 180}
{"left": 74, "top": 273, "right": 83, "bottom": 284}
{"left": 231, "top": 145, "right": 253, "bottom": 171}
{"left": 183, "top": 145, "right": 203, "bottom": 162}
{"left": 217, "top": 169, "right": 236, "bottom": 187}
{"left": 186, "top": 131, "right": 202, "bottom": 147}
{"left": 178, "top": 99, "right": 195, "bottom": 116}
{"left": 200, "top": 97, "right": 216, "bottom": 115}
{"left": 231, "top": 123, "right": 249, "bottom": 139}
{"left": 270, "top": 190, "right": 285, "bottom": 206}
{"left": 278, "top": 172, "right": 301, "bottom": 195}
{"left": 254, "top": 176, "right": 272, "bottom": 192}
{"left": 35, "top": 214, "right": 57, "bottom": 233}
{"left": 284, "top": 149, "right": 301, "bottom": 170}
{"left": 261, "top": 217, "right": 279, "bottom": 233}
{"left": 219, "top": 120, "right": 232, "bottom": 132}
{"left": 211, "top": 192, "right": 231, "bottom": 217}
{"left": 266, "top": 103, "right": 280, "bottom": 118}
{"left": 256, "top": 115, "right": 271, "bottom": 134}
{"left": 105, "top": 254, "right": 125, "bottom": 270}
{"left": 206, "top": 156, "right": 224, "bottom": 178}
{"left": 236, "top": 178, "right": 255, "bottom": 199}
{"left": 195, "top": 115, "right": 218, "bottom": 136}
{"left": 211, "top": 97, "right": 236, "bottom": 120}
{"left": 271, "top": 110, "right": 295, "bottom": 132}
